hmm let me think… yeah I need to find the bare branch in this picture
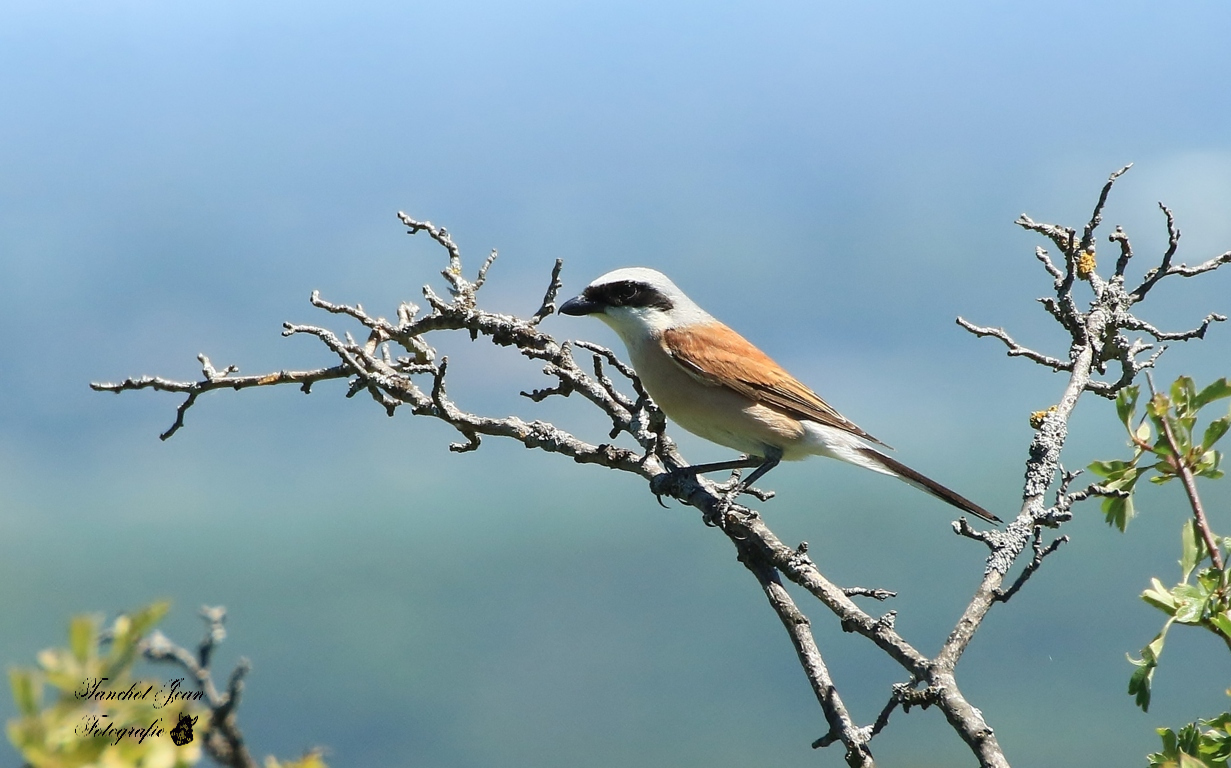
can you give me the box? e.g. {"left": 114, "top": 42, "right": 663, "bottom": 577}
{"left": 142, "top": 606, "right": 256, "bottom": 768}
{"left": 955, "top": 318, "right": 1071, "bottom": 371}
{"left": 397, "top": 212, "right": 464, "bottom": 292}
{"left": 474, "top": 249, "right": 498, "bottom": 291}
{"left": 952, "top": 517, "right": 996, "bottom": 549}
{"left": 1109, "top": 226, "right": 1133, "bottom": 277}
{"left": 1122, "top": 312, "right": 1226, "bottom": 342}
{"left": 844, "top": 587, "right": 898, "bottom": 601}
{"left": 1165, "top": 250, "right": 1231, "bottom": 278}
{"left": 1034, "top": 246, "right": 1063, "bottom": 283}
{"left": 1080, "top": 163, "right": 1132, "bottom": 253}
{"left": 530, "top": 258, "right": 565, "bottom": 325}
{"left": 738, "top": 549, "right": 873, "bottom": 767}
{"left": 91, "top": 357, "right": 350, "bottom": 439}
{"left": 1016, "top": 214, "right": 1076, "bottom": 256}
{"left": 994, "top": 530, "right": 1068, "bottom": 603}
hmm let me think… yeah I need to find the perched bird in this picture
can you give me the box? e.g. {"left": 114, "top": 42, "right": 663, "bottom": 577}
{"left": 559, "top": 267, "right": 1000, "bottom": 524}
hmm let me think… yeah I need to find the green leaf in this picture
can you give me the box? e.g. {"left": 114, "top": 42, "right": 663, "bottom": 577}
{"left": 1103, "top": 494, "right": 1136, "bottom": 531}
{"left": 1118, "top": 385, "right": 1141, "bottom": 428}
{"left": 1177, "top": 722, "right": 1203, "bottom": 757}
{"left": 1173, "top": 594, "right": 1206, "bottom": 624}
{"left": 1173, "top": 376, "right": 1197, "bottom": 416}
{"left": 1104, "top": 464, "right": 1146, "bottom": 491}
{"left": 1144, "top": 577, "right": 1180, "bottom": 613}
{"left": 104, "top": 602, "right": 170, "bottom": 675}
{"left": 69, "top": 615, "right": 96, "bottom": 665}
{"left": 1196, "top": 450, "right": 1224, "bottom": 479}
{"left": 8, "top": 669, "right": 41, "bottom": 717}
{"left": 1167, "top": 413, "right": 1195, "bottom": 455}
{"left": 1151, "top": 727, "right": 1180, "bottom": 767}
{"left": 1204, "top": 417, "right": 1231, "bottom": 451}
{"left": 1128, "top": 619, "right": 1175, "bottom": 712}
{"left": 1183, "top": 521, "right": 1209, "bottom": 582}
{"left": 1129, "top": 657, "right": 1156, "bottom": 711}
{"left": 1179, "top": 752, "right": 1209, "bottom": 768}
{"left": 1211, "top": 613, "right": 1231, "bottom": 640}
{"left": 1088, "top": 459, "right": 1131, "bottom": 478}
{"left": 1195, "top": 378, "right": 1231, "bottom": 410}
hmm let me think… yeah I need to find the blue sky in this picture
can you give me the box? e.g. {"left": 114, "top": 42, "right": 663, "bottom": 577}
{"left": 2, "top": 1, "right": 1231, "bottom": 765}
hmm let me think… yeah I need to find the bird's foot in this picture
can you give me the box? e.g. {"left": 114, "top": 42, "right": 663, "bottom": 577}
{"left": 650, "top": 466, "right": 700, "bottom": 505}
{"left": 703, "top": 494, "right": 733, "bottom": 528}
{"left": 715, "top": 471, "right": 775, "bottom": 503}
{"left": 703, "top": 477, "right": 764, "bottom": 529}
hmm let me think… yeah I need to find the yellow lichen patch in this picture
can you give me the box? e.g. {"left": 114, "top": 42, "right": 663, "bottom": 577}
{"left": 1030, "top": 405, "right": 1058, "bottom": 429}
{"left": 1077, "top": 250, "right": 1097, "bottom": 279}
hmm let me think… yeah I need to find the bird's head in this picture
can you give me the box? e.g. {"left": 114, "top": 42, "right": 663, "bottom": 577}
{"left": 559, "top": 267, "right": 713, "bottom": 342}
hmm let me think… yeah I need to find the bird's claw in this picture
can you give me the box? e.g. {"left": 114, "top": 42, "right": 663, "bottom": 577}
{"left": 650, "top": 466, "right": 697, "bottom": 505}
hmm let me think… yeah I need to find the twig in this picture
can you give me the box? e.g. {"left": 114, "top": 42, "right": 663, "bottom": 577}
{"left": 1080, "top": 164, "right": 1132, "bottom": 253}
{"left": 1149, "top": 375, "right": 1225, "bottom": 571}
{"left": 530, "top": 258, "right": 564, "bottom": 325}
{"left": 844, "top": 587, "right": 898, "bottom": 601}
{"left": 995, "top": 530, "right": 1069, "bottom": 602}
{"left": 141, "top": 607, "right": 256, "bottom": 768}
{"left": 91, "top": 357, "right": 350, "bottom": 440}
{"left": 738, "top": 547, "right": 873, "bottom": 767}
{"left": 954, "top": 319, "right": 1071, "bottom": 371}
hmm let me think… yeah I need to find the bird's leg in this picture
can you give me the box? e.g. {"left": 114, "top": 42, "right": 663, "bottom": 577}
{"left": 709, "top": 449, "right": 783, "bottom": 528}
{"left": 651, "top": 456, "right": 761, "bottom": 507}
{"left": 680, "top": 456, "right": 765, "bottom": 476}
{"left": 738, "top": 450, "right": 782, "bottom": 492}
{"left": 652, "top": 453, "right": 781, "bottom": 521}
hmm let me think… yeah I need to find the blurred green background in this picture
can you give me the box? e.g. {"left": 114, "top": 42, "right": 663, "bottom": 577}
{"left": 3, "top": 1, "right": 1231, "bottom": 765}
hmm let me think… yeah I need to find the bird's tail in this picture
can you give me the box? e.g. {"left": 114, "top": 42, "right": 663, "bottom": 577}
{"left": 854, "top": 446, "right": 1001, "bottom": 524}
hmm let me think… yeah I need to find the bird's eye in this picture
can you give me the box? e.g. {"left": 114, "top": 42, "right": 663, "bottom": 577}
{"left": 614, "top": 282, "right": 639, "bottom": 302}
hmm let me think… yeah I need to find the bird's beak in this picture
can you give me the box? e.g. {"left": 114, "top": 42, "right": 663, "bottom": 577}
{"left": 559, "top": 295, "right": 600, "bottom": 316}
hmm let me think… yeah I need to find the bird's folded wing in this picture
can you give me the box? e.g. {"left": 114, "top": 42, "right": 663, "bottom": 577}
{"left": 662, "top": 324, "right": 884, "bottom": 445}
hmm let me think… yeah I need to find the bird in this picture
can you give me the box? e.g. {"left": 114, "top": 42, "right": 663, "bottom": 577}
{"left": 558, "top": 267, "right": 1000, "bottom": 524}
